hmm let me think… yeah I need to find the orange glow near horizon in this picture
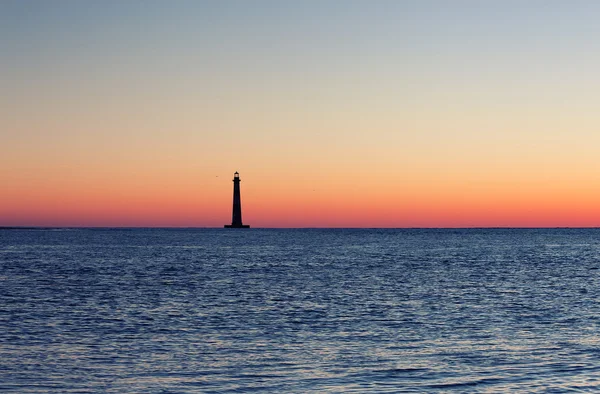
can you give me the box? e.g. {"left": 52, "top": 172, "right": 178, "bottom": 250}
{"left": 3, "top": 169, "right": 600, "bottom": 227}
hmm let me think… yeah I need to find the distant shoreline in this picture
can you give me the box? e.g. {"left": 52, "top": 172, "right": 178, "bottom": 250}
{"left": 0, "top": 227, "right": 54, "bottom": 230}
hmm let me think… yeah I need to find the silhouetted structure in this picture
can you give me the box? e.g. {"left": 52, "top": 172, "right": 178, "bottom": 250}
{"left": 224, "top": 172, "right": 250, "bottom": 228}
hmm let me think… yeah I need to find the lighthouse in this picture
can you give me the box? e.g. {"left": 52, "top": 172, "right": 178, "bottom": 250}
{"left": 224, "top": 172, "right": 250, "bottom": 228}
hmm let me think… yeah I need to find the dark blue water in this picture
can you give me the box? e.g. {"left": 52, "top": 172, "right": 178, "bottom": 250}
{"left": 2, "top": 228, "right": 600, "bottom": 392}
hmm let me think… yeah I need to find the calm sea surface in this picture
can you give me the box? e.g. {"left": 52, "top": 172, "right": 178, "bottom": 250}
{"left": 2, "top": 228, "right": 600, "bottom": 392}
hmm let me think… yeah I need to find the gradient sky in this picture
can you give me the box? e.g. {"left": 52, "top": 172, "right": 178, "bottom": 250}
{"left": 3, "top": 0, "right": 600, "bottom": 227}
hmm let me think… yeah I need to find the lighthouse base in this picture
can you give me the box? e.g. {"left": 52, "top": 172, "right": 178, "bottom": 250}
{"left": 224, "top": 224, "right": 250, "bottom": 228}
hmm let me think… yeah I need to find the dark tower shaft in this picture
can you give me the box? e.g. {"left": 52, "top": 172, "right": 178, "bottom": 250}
{"left": 231, "top": 173, "right": 242, "bottom": 226}
{"left": 225, "top": 172, "right": 250, "bottom": 228}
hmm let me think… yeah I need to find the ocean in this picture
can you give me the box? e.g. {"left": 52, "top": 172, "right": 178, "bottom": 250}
{"left": 2, "top": 228, "right": 600, "bottom": 392}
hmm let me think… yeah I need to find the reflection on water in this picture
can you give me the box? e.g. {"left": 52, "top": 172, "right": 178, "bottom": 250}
{"left": 2, "top": 228, "right": 600, "bottom": 392}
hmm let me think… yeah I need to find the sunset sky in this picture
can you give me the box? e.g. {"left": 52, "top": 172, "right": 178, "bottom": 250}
{"left": 3, "top": 1, "right": 600, "bottom": 227}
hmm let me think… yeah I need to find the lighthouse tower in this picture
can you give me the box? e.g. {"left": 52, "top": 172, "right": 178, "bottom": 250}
{"left": 224, "top": 172, "right": 250, "bottom": 228}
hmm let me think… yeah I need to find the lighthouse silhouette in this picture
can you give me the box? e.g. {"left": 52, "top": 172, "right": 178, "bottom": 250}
{"left": 224, "top": 171, "right": 250, "bottom": 228}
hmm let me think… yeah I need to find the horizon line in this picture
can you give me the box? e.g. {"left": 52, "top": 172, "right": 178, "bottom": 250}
{"left": 2, "top": 226, "right": 600, "bottom": 230}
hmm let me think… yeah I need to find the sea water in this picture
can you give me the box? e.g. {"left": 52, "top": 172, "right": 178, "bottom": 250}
{"left": 2, "top": 228, "right": 600, "bottom": 392}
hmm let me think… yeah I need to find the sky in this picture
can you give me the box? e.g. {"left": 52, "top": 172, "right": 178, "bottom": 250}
{"left": 2, "top": 0, "right": 600, "bottom": 227}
